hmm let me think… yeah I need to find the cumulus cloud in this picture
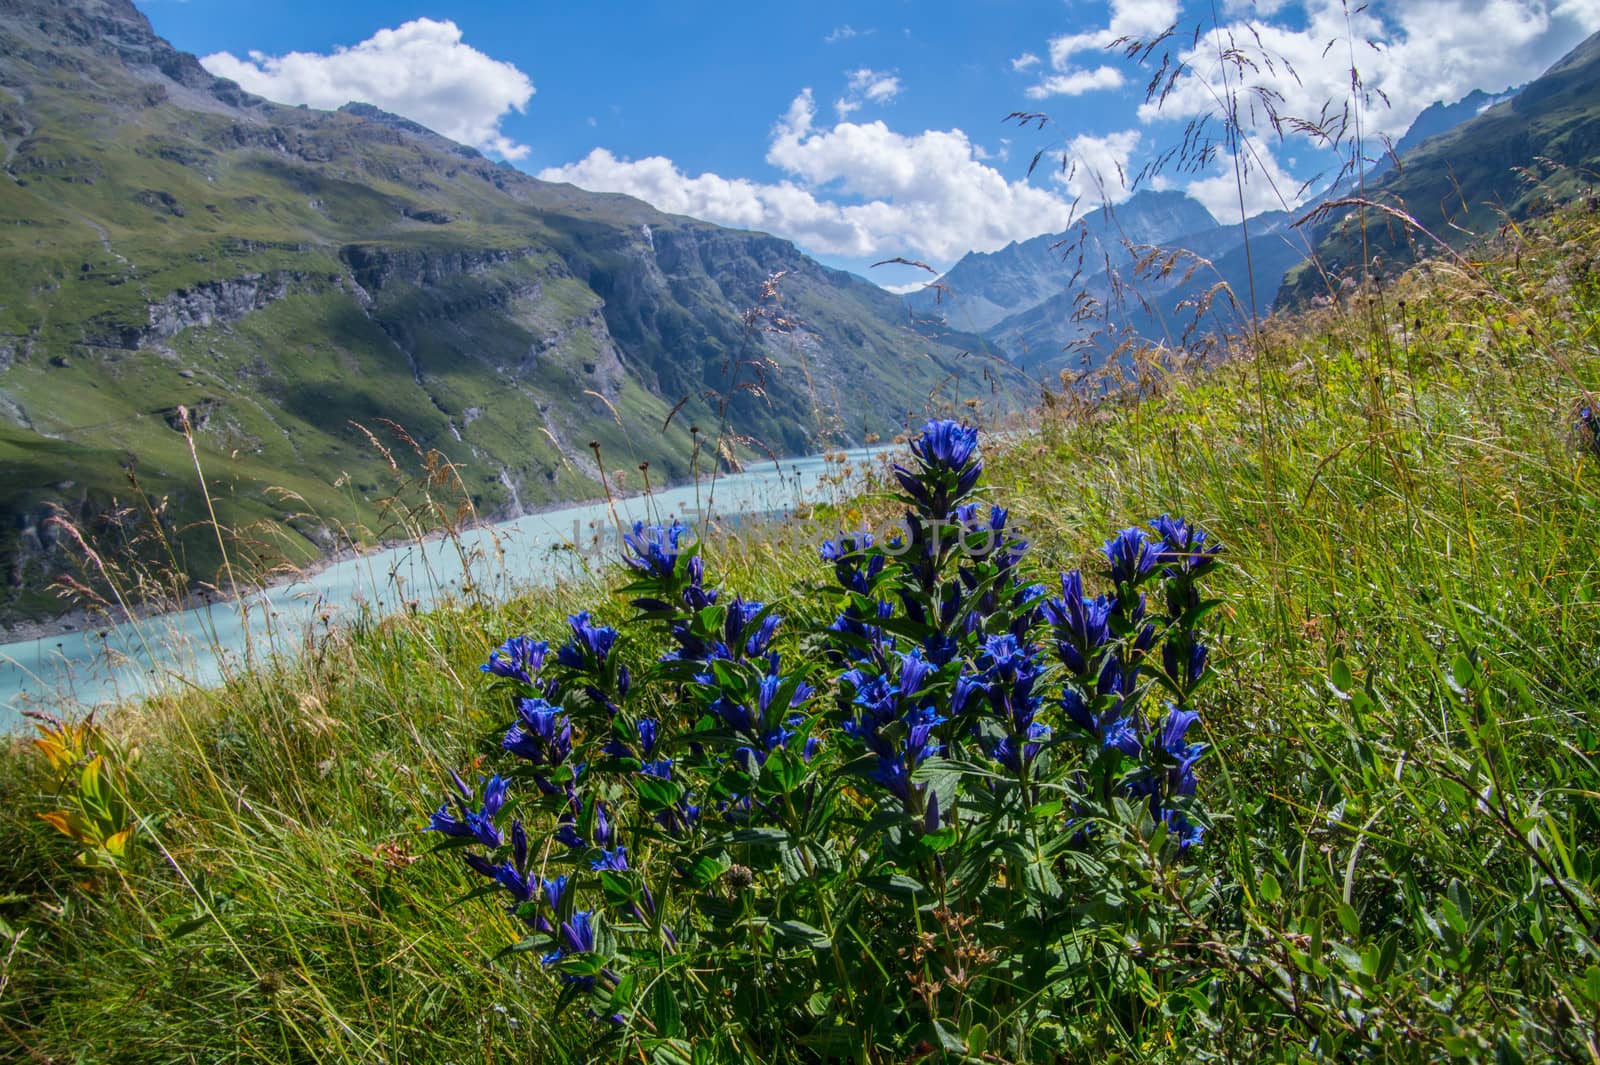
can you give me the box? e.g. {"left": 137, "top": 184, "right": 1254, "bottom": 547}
{"left": 1056, "top": 130, "right": 1143, "bottom": 202}
{"left": 848, "top": 68, "right": 902, "bottom": 103}
{"left": 1183, "top": 144, "right": 1307, "bottom": 218}
{"left": 1139, "top": 0, "right": 1600, "bottom": 144}
{"left": 1017, "top": 0, "right": 1600, "bottom": 214}
{"left": 1011, "top": 52, "right": 1042, "bottom": 71}
{"left": 201, "top": 18, "right": 535, "bottom": 159}
{"left": 835, "top": 68, "right": 901, "bottom": 120}
{"left": 539, "top": 90, "right": 1074, "bottom": 265}
{"left": 1024, "top": 0, "right": 1178, "bottom": 97}
{"left": 1025, "top": 66, "right": 1126, "bottom": 98}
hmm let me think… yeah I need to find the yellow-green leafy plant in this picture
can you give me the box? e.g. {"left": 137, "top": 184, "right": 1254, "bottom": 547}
{"left": 29, "top": 714, "right": 139, "bottom": 866}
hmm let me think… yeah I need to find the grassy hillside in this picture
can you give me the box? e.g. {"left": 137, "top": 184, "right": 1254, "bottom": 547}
{"left": 1282, "top": 31, "right": 1600, "bottom": 304}
{"left": 0, "top": 0, "right": 1011, "bottom": 629}
{"left": 2, "top": 203, "right": 1599, "bottom": 1061}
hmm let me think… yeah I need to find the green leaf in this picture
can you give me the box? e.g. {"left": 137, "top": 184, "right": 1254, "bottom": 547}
{"left": 652, "top": 980, "right": 683, "bottom": 1039}
{"left": 966, "top": 1022, "right": 989, "bottom": 1059}
{"left": 1448, "top": 879, "right": 1473, "bottom": 925}
{"left": 608, "top": 971, "right": 638, "bottom": 1013}
{"left": 1259, "top": 872, "right": 1282, "bottom": 905}
{"left": 1439, "top": 897, "right": 1468, "bottom": 936}
{"left": 919, "top": 826, "right": 959, "bottom": 853}
{"left": 760, "top": 746, "right": 806, "bottom": 795}
{"left": 726, "top": 827, "right": 788, "bottom": 846}
{"left": 860, "top": 873, "right": 927, "bottom": 898}
{"left": 1330, "top": 659, "right": 1354, "bottom": 697}
{"left": 635, "top": 774, "right": 684, "bottom": 812}
{"left": 681, "top": 854, "right": 731, "bottom": 888}
{"left": 1336, "top": 902, "right": 1360, "bottom": 938}
{"left": 1377, "top": 935, "right": 1398, "bottom": 980}
{"left": 1579, "top": 966, "right": 1600, "bottom": 1006}
{"left": 778, "top": 842, "right": 810, "bottom": 884}
{"left": 772, "top": 920, "right": 832, "bottom": 949}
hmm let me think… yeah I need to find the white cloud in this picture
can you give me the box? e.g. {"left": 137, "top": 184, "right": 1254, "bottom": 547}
{"left": 1024, "top": 0, "right": 1178, "bottom": 98}
{"left": 847, "top": 68, "right": 902, "bottom": 104}
{"left": 1184, "top": 144, "right": 1306, "bottom": 219}
{"left": 825, "top": 24, "right": 863, "bottom": 43}
{"left": 1056, "top": 130, "right": 1143, "bottom": 202}
{"left": 539, "top": 90, "right": 1075, "bottom": 266}
{"left": 1047, "top": 0, "right": 1181, "bottom": 64}
{"left": 1222, "top": 0, "right": 1291, "bottom": 14}
{"left": 1025, "top": 66, "right": 1126, "bottom": 98}
{"left": 835, "top": 68, "right": 900, "bottom": 119}
{"left": 1011, "top": 52, "right": 1042, "bottom": 71}
{"left": 1013, "top": 0, "right": 1600, "bottom": 216}
{"left": 1138, "top": 0, "right": 1600, "bottom": 144}
{"left": 201, "top": 18, "right": 535, "bottom": 159}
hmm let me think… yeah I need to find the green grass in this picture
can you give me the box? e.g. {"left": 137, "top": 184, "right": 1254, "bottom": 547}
{"left": 4, "top": 208, "right": 1600, "bottom": 1061}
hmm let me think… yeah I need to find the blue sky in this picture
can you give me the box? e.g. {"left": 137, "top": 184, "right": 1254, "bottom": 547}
{"left": 143, "top": 0, "right": 1600, "bottom": 287}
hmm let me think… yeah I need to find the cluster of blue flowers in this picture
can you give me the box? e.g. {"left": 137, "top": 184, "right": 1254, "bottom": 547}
{"left": 429, "top": 417, "right": 1223, "bottom": 1021}
{"left": 817, "top": 419, "right": 1220, "bottom": 852}
{"left": 1581, "top": 406, "right": 1600, "bottom": 458}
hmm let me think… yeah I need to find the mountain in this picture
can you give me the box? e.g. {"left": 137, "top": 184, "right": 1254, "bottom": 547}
{"left": 906, "top": 189, "right": 1315, "bottom": 377}
{"left": 981, "top": 209, "right": 1312, "bottom": 377}
{"left": 1282, "top": 31, "right": 1600, "bottom": 303}
{"left": 904, "top": 190, "right": 1220, "bottom": 334}
{"left": 1369, "top": 86, "right": 1523, "bottom": 180}
{"left": 910, "top": 82, "right": 1538, "bottom": 377}
{"left": 0, "top": 0, "right": 1008, "bottom": 627}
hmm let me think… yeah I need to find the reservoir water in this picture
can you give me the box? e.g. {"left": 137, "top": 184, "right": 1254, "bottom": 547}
{"left": 0, "top": 447, "right": 886, "bottom": 729}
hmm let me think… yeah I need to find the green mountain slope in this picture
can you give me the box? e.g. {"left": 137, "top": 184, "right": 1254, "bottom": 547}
{"left": 1282, "top": 31, "right": 1600, "bottom": 303}
{"left": 0, "top": 0, "right": 1006, "bottom": 627}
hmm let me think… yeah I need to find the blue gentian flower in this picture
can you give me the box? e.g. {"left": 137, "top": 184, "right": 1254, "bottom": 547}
{"left": 898, "top": 648, "right": 933, "bottom": 703}
{"left": 1042, "top": 570, "right": 1116, "bottom": 676}
{"left": 869, "top": 718, "right": 942, "bottom": 801}
{"left": 482, "top": 636, "right": 550, "bottom": 684}
{"left": 502, "top": 698, "right": 573, "bottom": 770}
{"left": 1163, "top": 639, "right": 1209, "bottom": 691}
{"left": 992, "top": 721, "right": 1051, "bottom": 771}
{"left": 821, "top": 533, "right": 883, "bottom": 594}
{"left": 639, "top": 758, "right": 674, "bottom": 779}
{"left": 1103, "top": 527, "right": 1160, "bottom": 585}
{"left": 1100, "top": 715, "right": 1141, "bottom": 756}
{"left": 542, "top": 874, "right": 568, "bottom": 911}
{"left": 591, "top": 845, "right": 629, "bottom": 872}
{"left": 562, "top": 910, "right": 597, "bottom": 954}
{"left": 556, "top": 612, "right": 619, "bottom": 669}
{"left": 622, "top": 520, "right": 688, "bottom": 578}
{"left": 683, "top": 555, "right": 719, "bottom": 610}
{"left": 542, "top": 911, "right": 602, "bottom": 988}
{"left": 910, "top": 419, "right": 980, "bottom": 471}
{"left": 426, "top": 771, "right": 507, "bottom": 848}
{"left": 893, "top": 420, "right": 983, "bottom": 517}
{"left": 1149, "top": 514, "right": 1223, "bottom": 576}
{"left": 636, "top": 718, "right": 659, "bottom": 756}
{"left": 1162, "top": 808, "right": 1205, "bottom": 853}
